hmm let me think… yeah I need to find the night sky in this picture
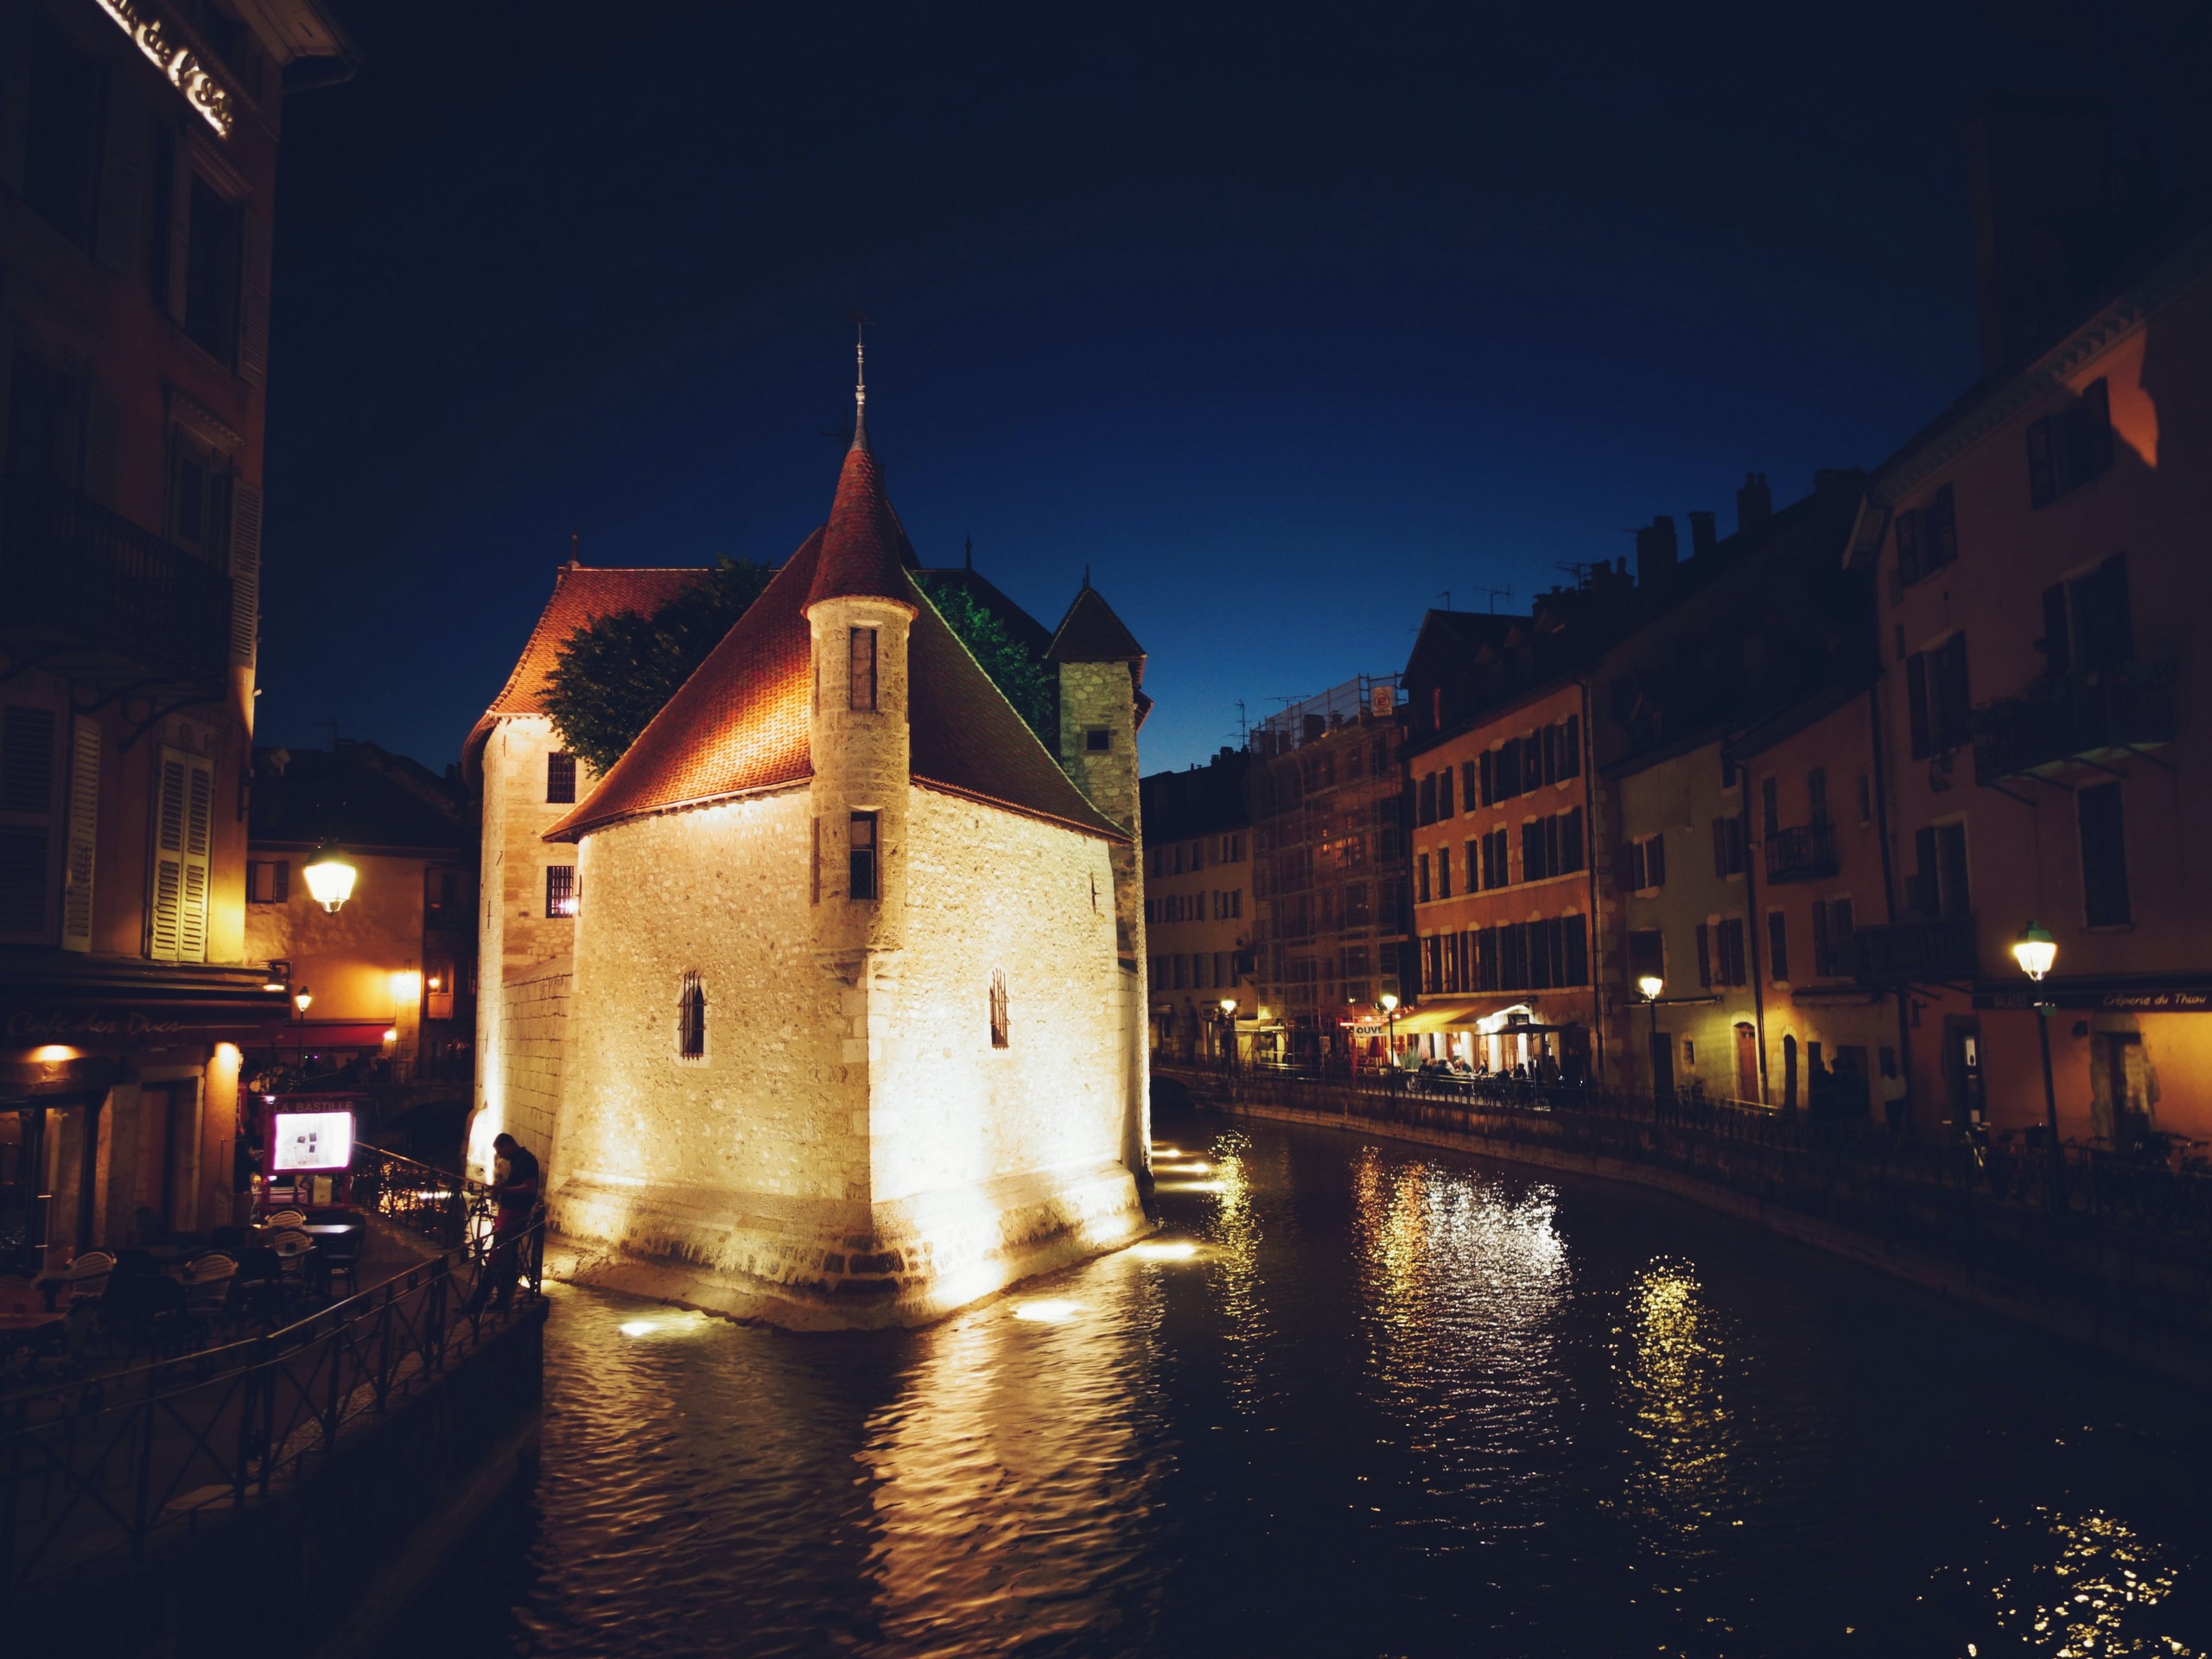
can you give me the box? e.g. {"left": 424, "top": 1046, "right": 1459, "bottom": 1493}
{"left": 257, "top": 1, "right": 2196, "bottom": 776}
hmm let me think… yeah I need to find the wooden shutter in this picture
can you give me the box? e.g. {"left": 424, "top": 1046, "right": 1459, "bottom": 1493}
{"left": 0, "top": 707, "right": 58, "bottom": 941}
{"left": 1811, "top": 900, "right": 1831, "bottom": 977}
{"left": 2026, "top": 417, "right": 2056, "bottom": 507}
{"left": 85, "top": 382, "right": 123, "bottom": 508}
{"left": 1647, "top": 830, "right": 1664, "bottom": 887}
{"left": 1896, "top": 510, "right": 1921, "bottom": 584}
{"left": 60, "top": 715, "right": 99, "bottom": 951}
{"left": 2040, "top": 584, "right": 2071, "bottom": 677}
{"left": 229, "top": 480, "right": 261, "bottom": 666}
{"left": 1904, "top": 652, "right": 1930, "bottom": 758}
{"left": 1935, "top": 633, "right": 1971, "bottom": 749}
{"left": 163, "top": 140, "right": 190, "bottom": 322}
{"left": 1695, "top": 922, "right": 1712, "bottom": 989}
{"left": 149, "top": 746, "right": 213, "bottom": 962}
{"left": 95, "top": 79, "right": 146, "bottom": 277}
{"left": 238, "top": 204, "right": 272, "bottom": 387}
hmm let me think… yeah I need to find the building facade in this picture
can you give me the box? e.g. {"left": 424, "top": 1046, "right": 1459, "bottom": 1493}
{"left": 478, "top": 382, "right": 1152, "bottom": 1327}
{"left": 0, "top": 0, "right": 352, "bottom": 1263}
{"left": 1141, "top": 747, "right": 1253, "bottom": 1061}
{"left": 1853, "top": 213, "right": 2212, "bottom": 1145}
{"left": 461, "top": 562, "right": 707, "bottom": 1175}
{"left": 1249, "top": 677, "right": 1408, "bottom": 1067}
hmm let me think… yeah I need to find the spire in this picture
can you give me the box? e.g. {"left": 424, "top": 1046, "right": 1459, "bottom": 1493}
{"left": 851, "top": 321, "right": 869, "bottom": 454}
{"left": 808, "top": 345, "right": 916, "bottom": 612}
{"left": 964, "top": 534, "right": 973, "bottom": 572}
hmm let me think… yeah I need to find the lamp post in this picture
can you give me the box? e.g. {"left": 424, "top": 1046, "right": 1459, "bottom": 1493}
{"left": 2012, "top": 921, "right": 2064, "bottom": 1213}
{"left": 1380, "top": 993, "right": 1399, "bottom": 1076}
{"left": 1637, "top": 973, "right": 1663, "bottom": 1096}
{"left": 302, "top": 846, "right": 358, "bottom": 914}
{"left": 1218, "top": 997, "right": 1237, "bottom": 1072}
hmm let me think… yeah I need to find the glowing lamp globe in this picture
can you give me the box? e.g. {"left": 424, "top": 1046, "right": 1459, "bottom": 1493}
{"left": 2012, "top": 921, "right": 2056, "bottom": 983}
{"left": 1637, "top": 974, "right": 1665, "bottom": 1001}
{"left": 302, "top": 848, "right": 358, "bottom": 913}
{"left": 1380, "top": 993, "right": 1400, "bottom": 1014}
{"left": 1219, "top": 998, "right": 1236, "bottom": 1015}
{"left": 292, "top": 986, "right": 314, "bottom": 1015}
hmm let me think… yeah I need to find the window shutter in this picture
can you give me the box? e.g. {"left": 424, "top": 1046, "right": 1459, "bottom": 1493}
{"left": 149, "top": 747, "right": 213, "bottom": 962}
{"left": 1811, "top": 899, "right": 1831, "bottom": 977}
{"left": 2081, "top": 378, "right": 2113, "bottom": 478}
{"left": 1935, "top": 633, "right": 1971, "bottom": 747}
{"left": 2040, "top": 584, "right": 2071, "bottom": 677}
{"left": 1896, "top": 510, "right": 1921, "bottom": 585}
{"left": 229, "top": 480, "right": 261, "bottom": 667}
{"left": 86, "top": 383, "right": 123, "bottom": 509}
{"left": 0, "top": 706, "right": 59, "bottom": 941}
{"left": 1695, "top": 922, "right": 1712, "bottom": 988}
{"left": 1905, "top": 652, "right": 1930, "bottom": 758}
{"left": 238, "top": 204, "right": 272, "bottom": 389}
{"left": 1712, "top": 814, "right": 1728, "bottom": 877}
{"left": 163, "top": 140, "right": 190, "bottom": 323}
{"left": 60, "top": 715, "right": 99, "bottom": 951}
{"left": 1560, "top": 715, "right": 1580, "bottom": 777}
{"left": 2026, "top": 418, "right": 2056, "bottom": 508}
{"left": 1648, "top": 831, "right": 1664, "bottom": 887}
{"left": 95, "top": 79, "right": 146, "bottom": 277}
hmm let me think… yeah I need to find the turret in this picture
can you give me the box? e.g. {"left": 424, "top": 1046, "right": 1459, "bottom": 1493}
{"left": 805, "top": 354, "right": 917, "bottom": 978}
{"left": 1046, "top": 577, "right": 1147, "bottom": 961}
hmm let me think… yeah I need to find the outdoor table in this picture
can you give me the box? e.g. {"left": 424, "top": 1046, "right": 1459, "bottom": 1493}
{"left": 0, "top": 1309, "right": 64, "bottom": 1348}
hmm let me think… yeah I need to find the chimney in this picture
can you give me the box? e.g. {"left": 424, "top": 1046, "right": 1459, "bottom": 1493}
{"left": 1964, "top": 94, "right": 2114, "bottom": 374}
{"left": 1736, "top": 472, "right": 1771, "bottom": 534}
{"left": 1687, "top": 511, "right": 1717, "bottom": 558}
{"left": 1634, "top": 515, "right": 1678, "bottom": 590}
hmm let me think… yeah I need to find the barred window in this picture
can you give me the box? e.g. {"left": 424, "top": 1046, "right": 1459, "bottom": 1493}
{"left": 989, "top": 969, "right": 1009, "bottom": 1048}
{"left": 547, "top": 751, "right": 576, "bottom": 804}
{"left": 545, "top": 866, "right": 577, "bottom": 918}
{"left": 849, "top": 811, "right": 879, "bottom": 900}
{"left": 678, "top": 971, "right": 707, "bottom": 1060}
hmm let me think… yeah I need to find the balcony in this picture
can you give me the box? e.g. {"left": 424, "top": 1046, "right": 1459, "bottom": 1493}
{"left": 0, "top": 474, "right": 232, "bottom": 693}
{"left": 1764, "top": 821, "right": 1837, "bottom": 883}
{"left": 1850, "top": 915, "right": 1978, "bottom": 984}
{"left": 1972, "top": 662, "right": 2177, "bottom": 784}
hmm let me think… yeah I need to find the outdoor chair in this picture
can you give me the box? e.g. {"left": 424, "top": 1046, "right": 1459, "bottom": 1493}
{"left": 66, "top": 1249, "right": 115, "bottom": 1301}
{"left": 267, "top": 1229, "right": 315, "bottom": 1313}
{"left": 233, "top": 1247, "right": 285, "bottom": 1326}
{"left": 183, "top": 1252, "right": 238, "bottom": 1335}
{"left": 265, "top": 1210, "right": 308, "bottom": 1229}
{"left": 0, "top": 1272, "right": 39, "bottom": 1318}
{"left": 316, "top": 1230, "right": 362, "bottom": 1300}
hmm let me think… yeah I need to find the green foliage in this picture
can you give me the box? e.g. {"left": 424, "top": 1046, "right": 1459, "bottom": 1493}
{"left": 543, "top": 558, "right": 775, "bottom": 776}
{"left": 916, "top": 574, "right": 1058, "bottom": 744}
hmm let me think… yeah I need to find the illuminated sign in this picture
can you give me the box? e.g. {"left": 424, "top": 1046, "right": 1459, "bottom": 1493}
{"left": 95, "top": 0, "right": 235, "bottom": 137}
{"left": 270, "top": 1110, "right": 353, "bottom": 1173}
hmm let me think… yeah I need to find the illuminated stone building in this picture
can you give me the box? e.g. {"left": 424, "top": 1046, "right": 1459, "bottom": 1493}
{"left": 1140, "top": 747, "right": 1253, "bottom": 1061}
{"left": 475, "top": 373, "right": 1152, "bottom": 1327}
{"left": 1249, "top": 677, "right": 1408, "bottom": 1067}
{"left": 0, "top": 0, "right": 354, "bottom": 1262}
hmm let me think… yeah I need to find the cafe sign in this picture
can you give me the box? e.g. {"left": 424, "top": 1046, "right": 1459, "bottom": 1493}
{"left": 1975, "top": 984, "right": 2212, "bottom": 1013}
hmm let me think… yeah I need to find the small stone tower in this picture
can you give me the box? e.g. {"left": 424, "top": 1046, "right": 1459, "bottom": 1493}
{"left": 1046, "top": 580, "right": 1151, "bottom": 1173}
{"left": 806, "top": 372, "right": 917, "bottom": 983}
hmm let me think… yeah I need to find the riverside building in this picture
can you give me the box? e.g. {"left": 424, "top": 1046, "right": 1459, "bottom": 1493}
{"left": 1140, "top": 746, "right": 1254, "bottom": 1062}
{"left": 0, "top": 0, "right": 354, "bottom": 1261}
{"left": 469, "top": 370, "right": 1153, "bottom": 1327}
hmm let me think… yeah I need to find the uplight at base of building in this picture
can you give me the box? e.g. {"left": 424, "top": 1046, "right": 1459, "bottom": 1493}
{"left": 1130, "top": 1240, "right": 1199, "bottom": 1262}
{"left": 1011, "top": 1299, "right": 1081, "bottom": 1324}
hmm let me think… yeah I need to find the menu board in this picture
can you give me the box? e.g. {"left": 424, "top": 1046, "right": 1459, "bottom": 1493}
{"left": 270, "top": 1110, "right": 354, "bottom": 1173}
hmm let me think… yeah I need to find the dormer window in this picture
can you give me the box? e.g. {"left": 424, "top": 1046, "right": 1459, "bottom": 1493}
{"left": 849, "top": 627, "right": 877, "bottom": 711}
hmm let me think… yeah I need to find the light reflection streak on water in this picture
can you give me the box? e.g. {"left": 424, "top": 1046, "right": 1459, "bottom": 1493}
{"left": 1615, "top": 1260, "right": 1736, "bottom": 1562}
{"left": 1937, "top": 1507, "right": 2202, "bottom": 1659}
{"left": 1196, "top": 1131, "right": 1273, "bottom": 1415}
{"left": 1349, "top": 1146, "right": 1573, "bottom": 1537}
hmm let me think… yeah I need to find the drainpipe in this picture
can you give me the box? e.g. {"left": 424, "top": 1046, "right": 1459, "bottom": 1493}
{"left": 1739, "top": 758, "right": 1771, "bottom": 1105}
{"left": 1580, "top": 678, "right": 1606, "bottom": 1089}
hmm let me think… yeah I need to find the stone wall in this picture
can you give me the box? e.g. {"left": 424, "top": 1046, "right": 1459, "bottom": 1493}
{"left": 471, "top": 716, "right": 590, "bottom": 1176}
{"left": 496, "top": 956, "right": 571, "bottom": 1166}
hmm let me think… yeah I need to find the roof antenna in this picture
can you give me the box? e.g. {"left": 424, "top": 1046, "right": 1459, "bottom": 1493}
{"left": 1082, "top": 563, "right": 1091, "bottom": 592}
{"left": 569, "top": 530, "right": 579, "bottom": 566}
{"left": 964, "top": 534, "right": 974, "bottom": 571}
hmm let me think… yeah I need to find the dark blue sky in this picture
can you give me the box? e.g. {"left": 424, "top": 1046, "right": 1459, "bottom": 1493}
{"left": 258, "top": 0, "right": 2196, "bottom": 775}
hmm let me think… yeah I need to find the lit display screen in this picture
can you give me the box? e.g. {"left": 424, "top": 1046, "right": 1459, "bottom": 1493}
{"left": 270, "top": 1111, "right": 354, "bottom": 1173}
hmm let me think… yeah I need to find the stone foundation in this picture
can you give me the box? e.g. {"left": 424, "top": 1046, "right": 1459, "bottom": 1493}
{"left": 546, "top": 1159, "right": 1151, "bottom": 1329}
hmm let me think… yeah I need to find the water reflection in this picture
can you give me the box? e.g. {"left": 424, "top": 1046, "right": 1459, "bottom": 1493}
{"left": 383, "top": 1113, "right": 2209, "bottom": 1659}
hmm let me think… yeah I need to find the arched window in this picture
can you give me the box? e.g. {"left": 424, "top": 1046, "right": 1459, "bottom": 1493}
{"left": 678, "top": 971, "right": 707, "bottom": 1061}
{"left": 988, "top": 969, "right": 1009, "bottom": 1049}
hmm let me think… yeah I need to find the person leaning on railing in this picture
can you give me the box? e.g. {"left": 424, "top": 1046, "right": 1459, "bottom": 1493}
{"left": 471, "top": 1134, "right": 541, "bottom": 1313}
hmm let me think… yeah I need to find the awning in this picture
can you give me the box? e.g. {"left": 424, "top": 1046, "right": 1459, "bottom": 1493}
{"left": 1389, "top": 999, "right": 1589, "bottom": 1036}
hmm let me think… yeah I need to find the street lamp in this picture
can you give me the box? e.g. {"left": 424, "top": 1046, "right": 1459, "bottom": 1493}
{"left": 1380, "top": 992, "right": 1399, "bottom": 1075}
{"left": 1637, "top": 974, "right": 1664, "bottom": 1096}
{"left": 302, "top": 845, "right": 358, "bottom": 913}
{"left": 1218, "top": 997, "right": 1237, "bottom": 1071}
{"left": 2012, "top": 921, "right": 2065, "bottom": 1211}
{"left": 292, "top": 986, "right": 314, "bottom": 1015}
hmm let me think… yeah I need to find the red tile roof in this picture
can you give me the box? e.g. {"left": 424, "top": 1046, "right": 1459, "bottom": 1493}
{"left": 543, "top": 531, "right": 823, "bottom": 840}
{"left": 806, "top": 444, "right": 918, "bottom": 612}
{"left": 462, "top": 563, "right": 709, "bottom": 781}
{"left": 546, "top": 459, "right": 1127, "bottom": 844}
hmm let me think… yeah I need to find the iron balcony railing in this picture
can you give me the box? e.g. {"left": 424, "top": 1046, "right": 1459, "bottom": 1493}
{"left": 1972, "top": 661, "right": 2177, "bottom": 783}
{"left": 0, "top": 474, "right": 231, "bottom": 690}
{"left": 1849, "top": 914, "right": 1979, "bottom": 983}
{"left": 1763, "top": 821, "right": 1837, "bottom": 883}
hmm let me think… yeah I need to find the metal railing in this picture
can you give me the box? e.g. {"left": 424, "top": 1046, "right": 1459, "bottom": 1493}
{"left": 0, "top": 473, "right": 231, "bottom": 689}
{"left": 1159, "top": 1063, "right": 2212, "bottom": 1346}
{"left": 0, "top": 1220, "right": 544, "bottom": 1599}
{"left": 1763, "top": 821, "right": 1836, "bottom": 883}
{"left": 348, "top": 1141, "right": 491, "bottom": 1249}
{"left": 1973, "top": 660, "right": 2177, "bottom": 783}
{"left": 1848, "top": 914, "right": 1978, "bottom": 982}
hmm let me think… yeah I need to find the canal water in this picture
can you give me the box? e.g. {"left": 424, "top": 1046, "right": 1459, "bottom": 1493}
{"left": 385, "top": 1110, "right": 2209, "bottom": 1656}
